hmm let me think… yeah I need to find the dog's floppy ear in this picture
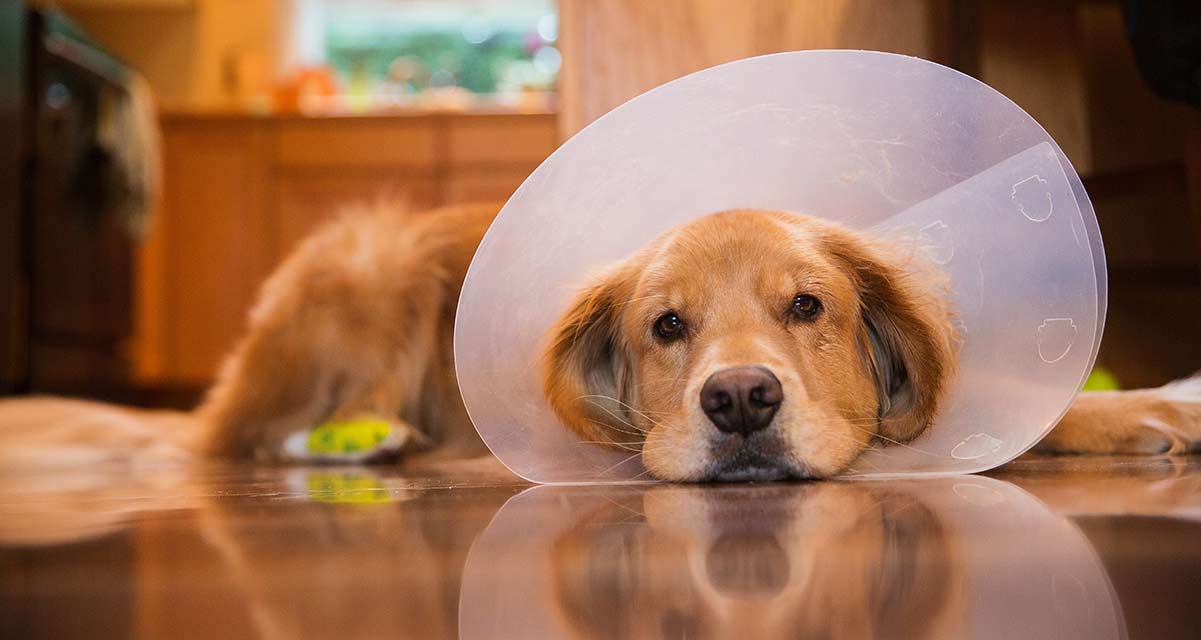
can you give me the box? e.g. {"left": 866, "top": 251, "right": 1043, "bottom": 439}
{"left": 541, "top": 263, "right": 638, "bottom": 447}
{"left": 821, "top": 226, "right": 956, "bottom": 443}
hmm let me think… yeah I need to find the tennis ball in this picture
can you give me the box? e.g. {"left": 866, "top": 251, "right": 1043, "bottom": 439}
{"left": 1082, "top": 367, "right": 1120, "bottom": 392}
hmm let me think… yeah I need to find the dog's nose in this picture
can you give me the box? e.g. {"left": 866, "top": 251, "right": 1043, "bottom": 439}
{"left": 700, "top": 366, "right": 783, "bottom": 435}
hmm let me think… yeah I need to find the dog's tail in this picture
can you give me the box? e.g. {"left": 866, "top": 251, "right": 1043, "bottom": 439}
{"left": 0, "top": 396, "right": 200, "bottom": 470}
{"left": 1040, "top": 373, "right": 1201, "bottom": 455}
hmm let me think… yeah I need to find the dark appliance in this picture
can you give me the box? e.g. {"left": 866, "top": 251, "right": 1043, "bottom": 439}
{"left": 1, "top": 8, "right": 140, "bottom": 397}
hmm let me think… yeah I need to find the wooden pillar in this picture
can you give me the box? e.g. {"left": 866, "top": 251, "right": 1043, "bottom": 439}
{"left": 557, "top": 0, "right": 954, "bottom": 139}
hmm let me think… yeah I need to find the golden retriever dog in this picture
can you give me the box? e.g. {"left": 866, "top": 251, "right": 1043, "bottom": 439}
{"left": 539, "top": 208, "right": 1201, "bottom": 480}
{"left": 1, "top": 202, "right": 1199, "bottom": 480}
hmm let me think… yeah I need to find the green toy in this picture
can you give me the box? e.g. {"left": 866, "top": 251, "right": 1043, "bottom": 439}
{"left": 1082, "top": 366, "right": 1120, "bottom": 392}
{"left": 306, "top": 417, "right": 393, "bottom": 455}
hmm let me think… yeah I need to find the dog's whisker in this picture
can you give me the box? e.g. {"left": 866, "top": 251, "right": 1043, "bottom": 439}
{"left": 579, "top": 394, "right": 664, "bottom": 418}
{"left": 578, "top": 396, "right": 669, "bottom": 432}
{"left": 628, "top": 466, "right": 658, "bottom": 481}
{"left": 579, "top": 400, "right": 653, "bottom": 434}
{"left": 583, "top": 419, "right": 648, "bottom": 440}
{"left": 580, "top": 441, "right": 641, "bottom": 453}
{"left": 840, "top": 422, "right": 948, "bottom": 458}
{"left": 595, "top": 450, "right": 645, "bottom": 476}
{"left": 578, "top": 395, "right": 671, "bottom": 428}
{"left": 586, "top": 416, "right": 647, "bottom": 434}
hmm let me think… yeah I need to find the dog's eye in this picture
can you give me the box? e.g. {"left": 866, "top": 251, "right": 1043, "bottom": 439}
{"left": 653, "top": 312, "right": 686, "bottom": 341}
{"left": 790, "top": 294, "right": 822, "bottom": 320}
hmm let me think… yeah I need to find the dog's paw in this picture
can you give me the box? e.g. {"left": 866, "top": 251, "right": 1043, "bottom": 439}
{"left": 1133, "top": 375, "right": 1201, "bottom": 454}
{"left": 1041, "top": 375, "right": 1201, "bottom": 456}
{"left": 1110, "top": 418, "right": 1197, "bottom": 455}
{"left": 279, "top": 417, "right": 431, "bottom": 464}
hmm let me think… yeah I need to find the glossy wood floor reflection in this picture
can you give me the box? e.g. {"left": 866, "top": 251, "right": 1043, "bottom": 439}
{"left": 1, "top": 455, "right": 1200, "bottom": 639}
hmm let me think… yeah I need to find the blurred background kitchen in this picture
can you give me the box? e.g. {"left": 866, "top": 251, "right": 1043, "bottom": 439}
{"left": 1, "top": 0, "right": 1199, "bottom": 408}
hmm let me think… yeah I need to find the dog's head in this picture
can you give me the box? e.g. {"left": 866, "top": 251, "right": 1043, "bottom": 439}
{"left": 541, "top": 210, "right": 955, "bottom": 481}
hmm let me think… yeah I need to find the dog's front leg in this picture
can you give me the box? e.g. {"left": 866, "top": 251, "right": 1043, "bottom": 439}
{"left": 280, "top": 378, "right": 433, "bottom": 464}
{"left": 1036, "top": 375, "right": 1201, "bottom": 455}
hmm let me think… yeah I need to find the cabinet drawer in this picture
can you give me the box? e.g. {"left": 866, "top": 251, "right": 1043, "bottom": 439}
{"left": 271, "top": 171, "right": 438, "bottom": 262}
{"left": 273, "top": 119, "right": 438, "bottom": 167}
{"left": 446, "top": 114, "right": 558, "bottom": 165}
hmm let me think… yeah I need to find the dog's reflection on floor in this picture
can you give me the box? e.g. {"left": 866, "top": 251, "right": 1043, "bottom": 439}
{"left": 461, "top": 473, "right": 1132, "bottom": 640}
{"left": 547, "top": 484, "right": 964, "bottom": 640}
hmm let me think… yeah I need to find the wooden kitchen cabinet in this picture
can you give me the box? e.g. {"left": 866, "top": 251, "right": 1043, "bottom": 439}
{"left": 270, "top": 171, "right": 439, "bottom": 264}
{"left": 136, "top": 117, "right": 272, "bottom": 385}
{"left": 134, "top": 110, "right": 557, "bottom": 385}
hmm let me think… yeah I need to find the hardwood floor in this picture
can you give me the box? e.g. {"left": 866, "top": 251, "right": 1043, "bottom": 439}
{"left": 1, "top": 454, "right": 1199, "bottom": 639}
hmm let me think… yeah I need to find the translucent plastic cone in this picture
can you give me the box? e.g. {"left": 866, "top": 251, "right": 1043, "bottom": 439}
{"left": 454, "top": 50, "right": 1105, "bottom": 484}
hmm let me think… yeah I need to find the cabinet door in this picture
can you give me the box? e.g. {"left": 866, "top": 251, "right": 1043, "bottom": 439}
{"left": 270, "top": 170, "right": 437, "bottom": 265}
{"left": 149, "top": 119, "right": 270, "bottom": 384}
{"left": 270, "top": 118, "right": 441, "bottom": 265}
{"left": 443, "top": 113, "right": 557, "bottom": 204}
{"left": 443, "top": 170, "right": 533, "bottom": 205}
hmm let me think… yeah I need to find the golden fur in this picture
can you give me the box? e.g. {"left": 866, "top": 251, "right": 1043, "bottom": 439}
{"left": 540, "top": 210, "right": 956, "bottom": 480}
{"left": 1, "top": 202, "right": 1199, "bottom": 479}
{"left": 198, "top": 202, "right": 497, "bottom": 461}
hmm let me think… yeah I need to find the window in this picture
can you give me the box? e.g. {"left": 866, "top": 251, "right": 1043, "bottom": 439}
{"left": 289, "top": 0, "right": 557, "bottom": 110}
